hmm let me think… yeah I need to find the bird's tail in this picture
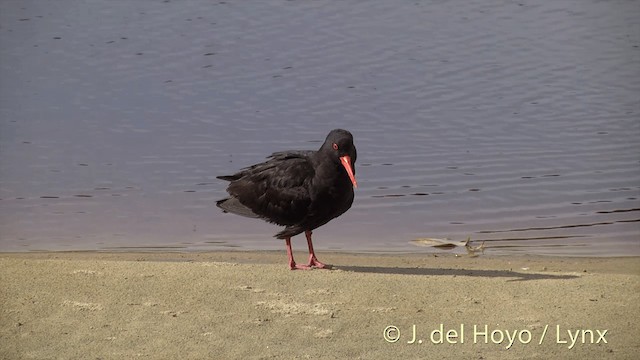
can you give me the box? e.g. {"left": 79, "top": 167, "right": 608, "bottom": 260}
{"left": 216, "top": 197, "right": 261, "bottom": 219}
{"left": 216, "top": 175, "right": 238, "bottom": 182}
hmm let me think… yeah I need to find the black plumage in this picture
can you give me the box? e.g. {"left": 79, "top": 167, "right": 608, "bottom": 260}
{"left": 217, "top": 129, "right": 357, "bottom": 269}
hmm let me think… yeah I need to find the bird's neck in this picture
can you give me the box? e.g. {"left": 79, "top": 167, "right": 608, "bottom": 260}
{"left": 311, "top": 154, "right": 351, "bottom": 187}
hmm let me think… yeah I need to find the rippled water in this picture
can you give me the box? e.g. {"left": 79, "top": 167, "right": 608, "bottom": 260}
{"left": 1, "top": 0, "right": 639, "bottom": 256}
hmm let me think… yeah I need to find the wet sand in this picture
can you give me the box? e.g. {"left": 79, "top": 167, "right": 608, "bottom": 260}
{"left": 1, "top": 251, "right": 638, "bottom": 359}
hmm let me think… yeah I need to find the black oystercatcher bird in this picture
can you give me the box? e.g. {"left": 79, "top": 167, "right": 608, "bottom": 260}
{"left": 216, "top": 129, "right": 357, "bottom": 270}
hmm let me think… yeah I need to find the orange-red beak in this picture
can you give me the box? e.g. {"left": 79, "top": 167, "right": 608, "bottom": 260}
{"left": 339, "top": 155, "right": 357, "bottom": 188}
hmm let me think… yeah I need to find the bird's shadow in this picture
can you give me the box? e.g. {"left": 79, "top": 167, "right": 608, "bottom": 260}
{"left": 335, "top": 265, "right": 579, "bottom": 282}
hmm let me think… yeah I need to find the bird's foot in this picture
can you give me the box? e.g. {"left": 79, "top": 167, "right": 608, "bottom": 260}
{"left": 307, "top": 255, "right": 332, "bottom": 269}
{"left": 288, "top": 257, "right": 332, "bottom": 270}
{"left": 289, "top": 262, "right": 313, "bottom": 270}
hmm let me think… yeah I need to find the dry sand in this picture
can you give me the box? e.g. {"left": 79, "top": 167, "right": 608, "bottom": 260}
{"left": 1, "top": 251, "right": 638, "bottom": 359}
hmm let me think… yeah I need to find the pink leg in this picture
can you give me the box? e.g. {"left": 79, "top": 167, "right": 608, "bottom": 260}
{"left": 304, "top": 230, "right": 330, "bottom": 269}
{"left": 285, "top": 237, "right": 311, "bottom": 270}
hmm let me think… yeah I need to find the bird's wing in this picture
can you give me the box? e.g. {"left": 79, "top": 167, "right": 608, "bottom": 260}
{"left": 223, "top": 151, "right": 315, "bottom": 226}
{"left": 217, "top": 150, "right": 314, "bottom": 181}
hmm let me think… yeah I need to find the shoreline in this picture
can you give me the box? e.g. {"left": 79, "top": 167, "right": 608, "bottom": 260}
{"left": 1, "top": 251, "right": 638, "bottom": 359}
{"left": 2, "top": 250, "right": 639, "bottom": 274}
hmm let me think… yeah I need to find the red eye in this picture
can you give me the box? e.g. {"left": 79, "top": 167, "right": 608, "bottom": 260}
{"left": 332, "top": 143, "right": 339, "bottom": 150}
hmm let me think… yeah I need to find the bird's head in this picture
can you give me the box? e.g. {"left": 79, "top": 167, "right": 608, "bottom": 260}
{"left": 322, "top": 129, "right": 357, "bottom": 188}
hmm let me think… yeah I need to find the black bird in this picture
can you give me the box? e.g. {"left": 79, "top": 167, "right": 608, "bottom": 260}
{"left": 216, "top": 129, "right": 357, "bottom": 270}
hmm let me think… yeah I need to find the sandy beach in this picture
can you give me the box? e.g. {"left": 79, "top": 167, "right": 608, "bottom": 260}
{"left": 0, "top": 251, "right": 638, "bottom": 359}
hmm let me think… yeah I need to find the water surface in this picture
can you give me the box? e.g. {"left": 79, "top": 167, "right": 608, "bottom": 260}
{"left": 1, "top": 0, "right": 639, "bottom": 256}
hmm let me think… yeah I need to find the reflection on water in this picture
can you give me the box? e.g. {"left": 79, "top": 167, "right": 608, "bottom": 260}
{"left": 0, "top": 0, "right": 639, "bottom": 256}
